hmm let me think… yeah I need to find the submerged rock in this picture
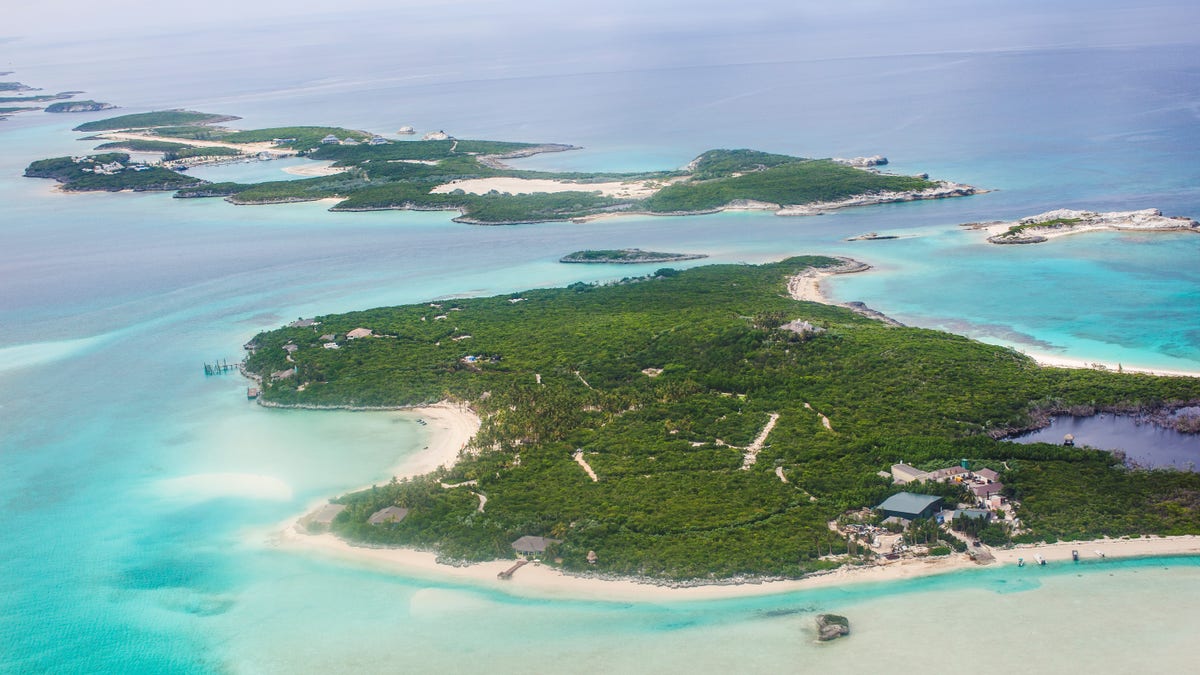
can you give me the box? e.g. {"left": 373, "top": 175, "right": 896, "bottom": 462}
{"left": 816, "top": 613, "right": 850, "bottom": 641}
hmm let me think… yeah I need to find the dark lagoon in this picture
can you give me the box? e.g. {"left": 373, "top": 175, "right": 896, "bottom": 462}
{"left": 1010, "top": 414, "right": 1200, "bottom": 471}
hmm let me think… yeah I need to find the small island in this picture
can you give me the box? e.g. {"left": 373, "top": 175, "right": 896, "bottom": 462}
{"left": 24, "top": 109, "right": 985, "bottom": 224}
{"left": 975, "top": 208, "right": 1199, "bottom": 244}
{"left": 560, "top": 249, "right": 707, "bottom": 264}
{"left": 243, "top": 258, "right": 1200, "bottom": 582}
{"left": 45, "top": 100, "right": 117, "bottom": 113}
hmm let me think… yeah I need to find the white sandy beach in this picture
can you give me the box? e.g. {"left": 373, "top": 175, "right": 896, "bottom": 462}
{"left": 281, "top": 162, "right": 347, "bottom": 177}
{"left": 271, "top": 397, "right": 1200, "bottom": 602}
{"left": 790, "top": 259, "right": 1200, "bottom": 377}
{"left": 430, "top": 176, "right": 661, "bottom": 199}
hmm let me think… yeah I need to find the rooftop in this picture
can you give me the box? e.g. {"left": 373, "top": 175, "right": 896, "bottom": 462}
{"left": 367, "top": 506, "right": 410, "bottom": 525}
{"left": 511, "top": 535, "right": 562, "bottom": 554}
{"left": 877, "top": 492, "right": 942, "bottom": 514}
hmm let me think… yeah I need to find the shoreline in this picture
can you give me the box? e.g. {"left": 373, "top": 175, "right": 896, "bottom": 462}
{"left": 791, "top": 258, "right": 1200, "bottom": 378}
{"left": 972, "top": 208, "right": 1199, "bottom": 245}
{"left": 786, "top": 257, "right": 904, "bottom": 326}
{"left": 275, "top": 521, "right": 1200, "bottom": 602}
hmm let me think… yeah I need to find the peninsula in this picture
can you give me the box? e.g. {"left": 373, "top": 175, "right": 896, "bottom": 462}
{"left": 974, "top": 208, "right": 1199, "bottom": 244}
{"left": 243, "top": 258, "right": 1200, "bottom": 582}
{"left": 25, "top": 109, "right": 984, "bottom": 224}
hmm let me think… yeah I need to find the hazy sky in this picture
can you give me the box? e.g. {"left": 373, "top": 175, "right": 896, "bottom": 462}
{"left": 8, "top": 0, "right": 1200, "bottom": 56}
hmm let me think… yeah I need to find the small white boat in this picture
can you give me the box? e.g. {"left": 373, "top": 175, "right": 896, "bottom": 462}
{"left": 1035, "top": 554, "right": 1046, "bottom": 566}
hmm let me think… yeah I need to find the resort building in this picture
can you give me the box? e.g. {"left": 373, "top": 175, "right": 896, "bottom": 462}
{"left": 511, "top": 535, "right": 561, "bottom": 557}
{"left": 320, "top": 134, "right": 341, "bottom": 144}
{"left": 346, "top": 327, "right": 374, "bottom": 339}
{"left": 877, "top": 492, "right": 943, "bottom": 520}
{"left": 367, "top": 506, "right": 409, "bottom": 525}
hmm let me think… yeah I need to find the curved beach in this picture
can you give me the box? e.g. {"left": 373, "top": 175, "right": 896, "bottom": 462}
{"left": 273, "top": 399, "right": 1200, "bottom": 602}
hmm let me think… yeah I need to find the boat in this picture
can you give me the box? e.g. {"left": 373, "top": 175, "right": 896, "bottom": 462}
{"left": 1035, "top": 554, "right": 1046, "bottom": 566}
{"left": 1017, "top": 557, "right": 1025, "bottom": 567}
{"left": 247, "top": 387, "right": 260, "bottom": 399}
{"left": 1072, "top": 549, "right": 1079, "bottom": 561}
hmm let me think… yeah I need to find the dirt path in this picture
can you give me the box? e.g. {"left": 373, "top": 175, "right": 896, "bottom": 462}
{"left": 804, "top": 402, "right": 833, "bottom": 431}
{"left": 741, "top": 412, "right": 780, "bottom": 469}
{"left": 775, "top": 466, "right": 788, "bottom": 483}
{"left": 573, "top": 450, "right": 599, "bottom": 482}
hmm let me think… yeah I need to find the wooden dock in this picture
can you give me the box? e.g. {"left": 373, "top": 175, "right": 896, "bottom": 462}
{"left": 203, "top": 359, "right": 239, "bottom": 376}
{"left": 497, "top": 560, "right": 529, "bottom": 580}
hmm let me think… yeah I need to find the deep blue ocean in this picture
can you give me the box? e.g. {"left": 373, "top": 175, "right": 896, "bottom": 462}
{"left": 3, "top": 3, "right": 1200, "bottom": 672}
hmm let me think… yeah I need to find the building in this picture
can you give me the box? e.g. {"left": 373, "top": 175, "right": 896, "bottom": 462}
{"left": 346, "top": 327, "right": 373, "bottom": 339}
{"left": 890, "top": 463, "right": 926, "bottom": 484}
{"left": 927, "top": 466, "right": 970, "bottom": 482}
{"left": 367, "top": 506, "right": 410, "bottom": 525}
{"left": 511, "top": 535, "right": 561, "bottom": 556}
{"left": 954, "top": 508, "right": 992, "bottom": 523}
{"left": 301, "top": 503, "right": 346, "bottom": 532}
{"left": 971, "top": 482, "right": 1005, "bottom": 499}
{"left": 877, "top": 492, "right": 943, "bottom": 520}
{"left": 368, "top": 136, "right": 390, "bottom": 145}
{"left": 976, "top": 467, "right": 1000, "bottom": 482}
{"left": 320, "top": 134, "right": 341, "bottom": 144}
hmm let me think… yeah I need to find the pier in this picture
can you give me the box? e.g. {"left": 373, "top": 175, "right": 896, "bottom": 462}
{"left": 497, "top": 560, "right": 529, "bottom": 580}
{"left": 203, "top": 359, "right": 239, "bottom": 376}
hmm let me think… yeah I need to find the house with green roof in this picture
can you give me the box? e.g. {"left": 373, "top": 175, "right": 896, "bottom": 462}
{"left": 877, "top": 492, "right": 943, "bottom": 520}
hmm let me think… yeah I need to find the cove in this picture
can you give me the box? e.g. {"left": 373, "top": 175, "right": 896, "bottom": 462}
{"left": 1009, "top": 413, "right": 1200, "bottom": 471}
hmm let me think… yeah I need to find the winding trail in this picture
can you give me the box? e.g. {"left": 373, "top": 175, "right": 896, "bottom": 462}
{"left": 804, "top": 402, "right": 833, "bottom": 431}
{"left": 741, "top": 412, "right": 781, "bottom": 469}
{"left": 473, "top": 492, "right": 487, "bottom": 513}
{"left": 440, "top": 480, "right": 479, "bottom": 489}
{"left": 573, "top": 450, "right": 599, "bottom": 482}
{"left": 775, "top": 466, "right": 788, "bottom": 483}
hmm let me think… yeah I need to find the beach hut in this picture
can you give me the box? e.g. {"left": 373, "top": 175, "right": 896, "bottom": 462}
{"left": 301, "top": 503, "right": 346, "bottom": 532}
{"left": 367, "top": 506, "right": 410, "bottom": 525}
{"left": 511, "top": 535, "right": 562, "bottom": 556}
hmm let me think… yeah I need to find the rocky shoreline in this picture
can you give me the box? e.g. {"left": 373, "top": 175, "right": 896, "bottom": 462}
{"left": 777, "top": 181, "right": 982, "bottom": 216}
{"left": 977, "top": 208, "right": 1200, "bottom": 244}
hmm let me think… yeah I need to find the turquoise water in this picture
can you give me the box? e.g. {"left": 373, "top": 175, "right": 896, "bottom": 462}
{"left": 4, "top": 3, "right": 1200, "bottom": 672}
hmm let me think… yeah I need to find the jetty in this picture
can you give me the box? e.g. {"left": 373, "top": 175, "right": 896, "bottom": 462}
{"left": 203, "top": 359, "right": 239, "bottom": 376}
{"left": 497, "top": 560, "right": 528, "bottom": 580}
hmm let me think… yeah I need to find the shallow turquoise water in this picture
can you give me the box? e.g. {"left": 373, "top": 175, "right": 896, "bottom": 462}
{"left": 3, "top": 4, "right": 1200, "bottom": 672}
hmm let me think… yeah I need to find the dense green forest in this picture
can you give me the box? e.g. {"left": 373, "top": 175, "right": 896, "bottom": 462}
{"left": 72, "top": 109, "right": 237, "bottom": 131}
{"left": 28, "top": 109, "right": 974, "bottom": 223}
{"left": 243, "top": 258, "right": 1200, "bottom": 579}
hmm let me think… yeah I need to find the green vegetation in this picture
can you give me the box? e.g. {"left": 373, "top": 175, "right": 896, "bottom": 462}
{"left": 44, "top": 100, "right": 114, "bottom": 113}
{"left": 73, "top": 109, "right": 238, "bottom": 132}
{"left": 32, "top": 113, "right": 973, "bottom": 223}
{"left": 560, "top": 249, "right": 707, "bottom": 264}
{"left": 642, "top": 159, "right": 934, "bottom": 213}
{"left": 243, "top": 258, "right": 1200, "bottom": 579}
{"left": 23, "top": 153, "right": 203, "bottom": 192}
{"left": 998, "top": 217, "right": 1084, "bottom": 238}
{"left": 222, "top": 126, "right": 372, "bottom": 149}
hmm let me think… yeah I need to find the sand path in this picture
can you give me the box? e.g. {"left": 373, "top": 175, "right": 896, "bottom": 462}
{"left": 573, "top": 451, "right": 599, "bottom": 482}
{"left": 741, "top": 412, "right": 780, "bottom": 469}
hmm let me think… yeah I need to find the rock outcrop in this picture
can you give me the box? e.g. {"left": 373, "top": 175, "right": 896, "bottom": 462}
{"left": 816, "top": 614, "right": 850, "bottom": 641}
{"left": 985, "top": 208, "right": 1199, "bottom": 245}
{"left": 832, "top": 155, "right": 888, "bottom": 168}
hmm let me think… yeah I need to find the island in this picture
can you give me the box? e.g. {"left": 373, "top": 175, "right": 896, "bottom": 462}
{"left": 24, "top": 109, "right": 985, "bottom": 225}
{"left": 973, "top": 208, "right": 1200, "bottom": 244}
{"left": 0, "top": 75, "right": 98, "bottom": 121}
{"left": 45, "top": 100, "right": 117, "bottom": 113}
{"left": 559, "top": 249, "right": 707, "bottom": 264}
{"left": 242, "top": 257, "right": 1200, "bottom": 582}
